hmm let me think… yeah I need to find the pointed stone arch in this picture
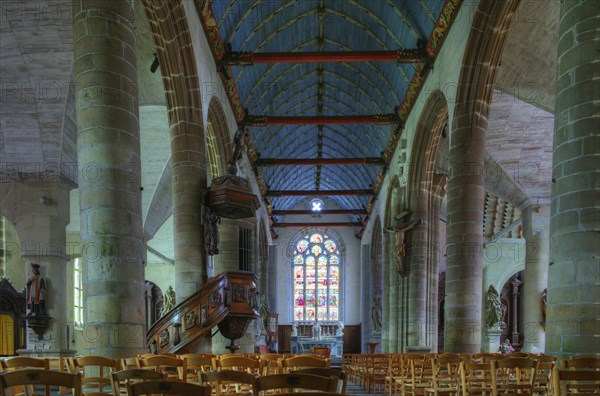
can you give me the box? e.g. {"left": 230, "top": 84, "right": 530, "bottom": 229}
{"left": 141, "top": 0, "right": 208, "bottom": 302}
{"left": 445, "top": 0, "right": 521, "bottom": 352}
{"left": 405, "top": 90, "right": 449, "bottom": 351}
{"left": 206, "top": 97, "right": 233, "bottom": 180}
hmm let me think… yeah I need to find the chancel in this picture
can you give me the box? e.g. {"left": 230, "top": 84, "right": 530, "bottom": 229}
{"left": 0, "top": 0, "right": 597, "bottom": 366}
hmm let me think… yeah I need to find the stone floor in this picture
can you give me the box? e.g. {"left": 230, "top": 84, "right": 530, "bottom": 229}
{"left": 346, "top": 381, "right": 385, "bottom": 395}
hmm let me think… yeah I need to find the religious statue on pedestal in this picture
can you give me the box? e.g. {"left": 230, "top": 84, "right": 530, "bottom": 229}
{"left": 26, "top": 263, "right": 46, "bottom": 316}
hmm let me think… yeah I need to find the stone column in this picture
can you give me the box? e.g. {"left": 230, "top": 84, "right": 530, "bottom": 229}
{"left": 211, "top": 218, "right": 239, "bottom": 353}
{"left": 521, "top": 205, "right": 549, "bottom": 353}
{"left": 547, "top": 0, "right": 600, "bottom": 357}
{"left": 382, "top": 231, "right": 392, "bottom": 352}
{"left": 0, "top": 216, "right": 5, "bottom": 277}
{"left": 11, "top": 180, "right": 71, "bottom": 352}
{"left": 444, "top": 121, "right": 486, "bottom": 353}
{"left": 73, "top": 0, "right": 145, "bottom": 357}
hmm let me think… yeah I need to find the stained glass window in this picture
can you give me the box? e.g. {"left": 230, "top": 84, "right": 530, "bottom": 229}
{"left": 291, "top": 233, "right": 341, "bottom": 321}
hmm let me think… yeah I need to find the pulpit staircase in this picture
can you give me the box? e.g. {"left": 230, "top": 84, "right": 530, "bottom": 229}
{"left": 146, "top": 271, "right": 259, "bottom": 354}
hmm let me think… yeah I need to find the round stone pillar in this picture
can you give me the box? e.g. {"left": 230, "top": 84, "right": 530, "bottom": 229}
{"left": 11, "top": 181, "right": 71, "bottom": 352}
{"left": 521, "top": 205, "right": 549, "bottom": 353}
{"left": 547, "top": 0, "right": 600, "bottom": 357}
{"left": 73, "top": 0, "right": 145, "bottom": 357}
{"left": 444, "top": 121, "right": 486, "bottom": 353}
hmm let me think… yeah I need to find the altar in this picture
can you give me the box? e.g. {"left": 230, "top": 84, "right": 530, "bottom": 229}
{"left": 290, "top": 321, "right": 344, "bottom": 365}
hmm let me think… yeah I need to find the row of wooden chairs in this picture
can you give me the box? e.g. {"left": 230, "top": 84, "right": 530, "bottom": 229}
{"left": 341, "top": 353, "right": 599, "bottom": 396}
{"left": 0, "top": 368, "right": 347, "bottom": 396}
{"left": 1, "top": 353, "right": 333, "bottom": 396}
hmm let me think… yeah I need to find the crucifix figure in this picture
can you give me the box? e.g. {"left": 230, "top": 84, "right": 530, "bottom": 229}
{"left": 387, "top": 218, "right": 421, "bottom": 277}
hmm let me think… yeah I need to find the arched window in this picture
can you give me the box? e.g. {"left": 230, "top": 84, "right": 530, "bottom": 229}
{"left": 292, "top": 233, "right": 340, "bottom": 321}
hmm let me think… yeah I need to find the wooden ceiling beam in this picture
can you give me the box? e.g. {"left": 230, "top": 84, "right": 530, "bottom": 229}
{"left": 266, "top": 189, "right": 373, "bottom": 197}
{"left": 256, "top": 157, "right": 385, "bottom": 166}
{"left": 271, "top": 222, "right": 363, "bottom": 228}
{"left": 222, "top": 49, "right": 430, "bottom": 64}
{"left": 271, "top": 209, "right": 367, "bottom": 215}
{"left": 244, "top": 114, "right": 400, "bottom": 126}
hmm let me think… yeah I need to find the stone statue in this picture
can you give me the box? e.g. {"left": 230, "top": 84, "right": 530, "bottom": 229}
{"left": 204, "top": 206, "right": 221, "bottom": 256}
{"left": 312, "top": 322, "right": 322, "bottom": 340}
{"left": 371, "top": 295, "right": 382, "bottom": 332}
{"left": 291, "top": 322, "right": 298, "bottom": 336}
{"left": 541, "top": 288, "right": 547, "bottom": 323}
{"left": 485, "top": 285, "right": 502, "bottom": 327}
{"left": 163, "top": 285, "right": 176, "bottom": 313}
{"left": 387, "top": 219, "right": 421, "bottom": 277}
{"left": 26, "top": 263, "right": 46, "bottom": 315}
{"left": 259, "top": 294, "right": 269, "bottom": 334}
{"left": 336, "top": 321, "right": 344, "bottom": 336}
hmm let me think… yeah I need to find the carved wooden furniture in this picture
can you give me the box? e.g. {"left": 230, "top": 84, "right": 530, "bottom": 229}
{"left": 0, "top": 278, "right": 27, "bottom": 354}
{"left": 146, "top": 271, "right": 259, "bottom": 354}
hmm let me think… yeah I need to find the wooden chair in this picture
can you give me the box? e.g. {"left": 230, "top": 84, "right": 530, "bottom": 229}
{"left": 258, "top": 354, "right": 286, "bottom": 376}
{"left": 118, "top": 357, "right": 139, "bottom": 370}
{"left": 292, "top": 367, "right": 348, "bottom": 393}
{"left": 460, "top": 361, "right": 494, "bottom": 396}
{"left": 365, "top": 354, "right": 389, "bottom": 393}
{"left": 529, "top": 355, "right": 557, "bottom": 396}
{"left": 425, "top": 354, "right": 462, "bottom": 396}
{"left": 279, "top": 355, "right": 330, "bottom": 373}
{"left": 403, "top": 355, "right": 434, "bottom": 396}
{"left": 110, "top": 368, "right": 167, "bottom": 396}
{"left": 275, "top": 393, "right": 350, "bottom": 396}
{"left": 127, "top": 379, "right": 211, "bottom": 396}
{"left": 74, "top": 355, "right": 118, "bottom": 396}
{"left": 394, "top": 354, "right": 426, "bottom": 396}
{"left": 1, "top": 356, "right": 51, "bottom": 396}
{"left": 552, "top": 367, "right": 600, "bottom": 396}
{"left": 565, "top": 357, "right": 600, "bottom": 370}
{"left": 137, "top": 355, "right": 187, "bottom": 382}
{"left": 384, "top": 354, "right": 402, "bottom": 396}
{"left": 0, "top": 369, "right": 82, "bottom": 396}
{"left": 179, "top": 354, "right": 214, "bottom": 384}
{"left": 253, "top": 373, "right": 338, "bottom": 395}
{"left": 491, "top": 357, "right": 539, "bottom": 396}
{"left": 214, "top": 355, "right": 263, "bottom": 375}
{"left": 200, "top": 370, "right": 257, "bottom": 396}
{"left": 510, "top": 353, "right": 529, "bottom": 358}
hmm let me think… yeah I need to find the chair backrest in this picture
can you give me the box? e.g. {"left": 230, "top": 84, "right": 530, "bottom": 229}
{"left": 565, "top": 357, "right": 600, "bottom": 370}
{"left": 200, "top": 370, "right": 257, "bottom": 395}
{"left": 137, "top": 355, "right": 186, "bottom": 381}
{"left": 430, "top": 354, "right": 462, "bottom": 391}
{"left": 127, "top": 379, "right": 211, "bottom": 396}
{"left": 491, "top": 357, "right": 539, "bottom": 396}
{"left": 111, "top": 369, "right": 167, "bottom": 396}
{"left": 291, "top": 367, "right": 348, "bottom": 393}
{"left": 215, "top": 355, "right": 262, "bottom": 374}
{"left": 74, "top": 355, "right": 118, "bottom": 395}
{"left": 0, "top": 369, "right": 82, "bottom": 396}
{"left": 259, "top": 354, "right": 285, "bottom": 375}
{"left": 254, "top": 373, "right": 338, "bottom": 395}
{"left": 179, "top": 354, "right": 214, "bottom": 383}
{"left": 460, "top": 361, "right": 494, "bottom": 396}
{"left": 1, "top": 356, "right": 49, "bottom": 370}
{"left": 552, "top": 367, "right": 600, "bottom": 396}
{"left": 280, "top": 355, "right": 330, "bottom": 372}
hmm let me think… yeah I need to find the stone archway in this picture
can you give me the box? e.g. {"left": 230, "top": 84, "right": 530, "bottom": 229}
{"left": 444, "top": 0, "right": 521, "bottom": 353}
